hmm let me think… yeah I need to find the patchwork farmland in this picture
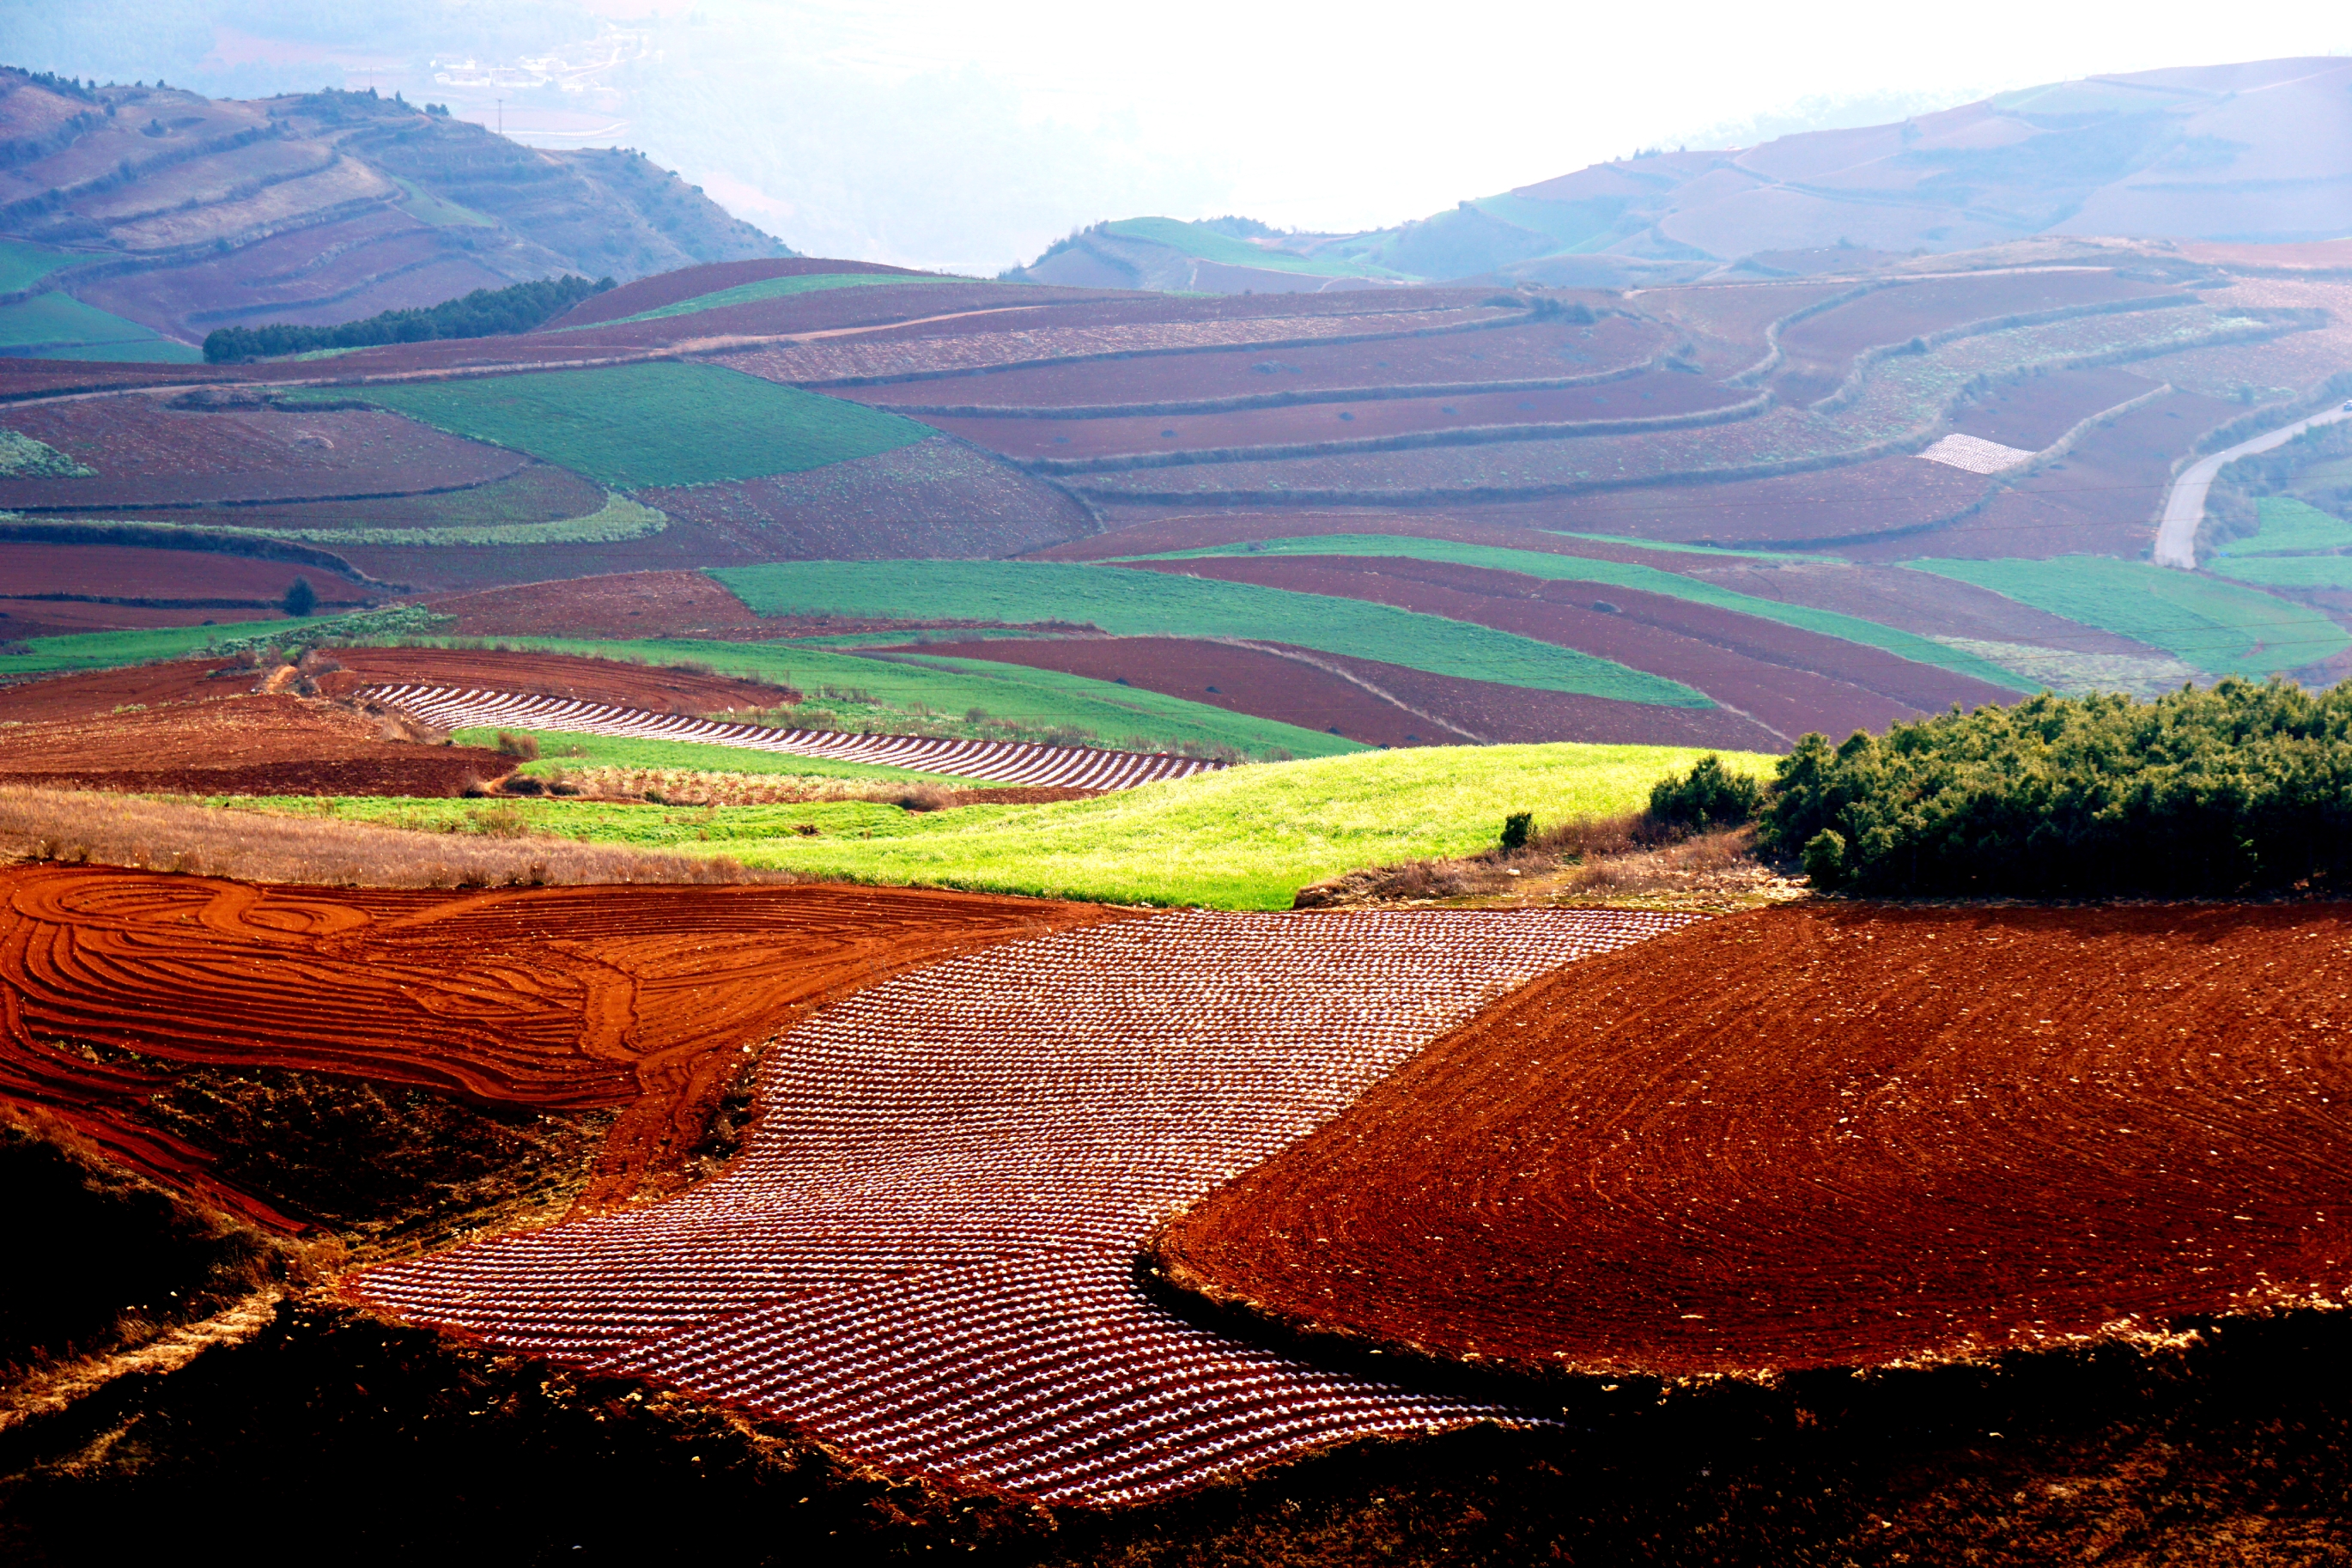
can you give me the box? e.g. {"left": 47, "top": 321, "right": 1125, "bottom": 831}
{"left": 9, "top": 71, "right": 2352, "bottom": 1559}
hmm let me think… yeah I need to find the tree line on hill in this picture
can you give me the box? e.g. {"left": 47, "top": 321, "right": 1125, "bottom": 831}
{"left": 1648, "top": 679, "right": 2352, "bottom": 897}
{"left": 202, "top": 275, "right": 615, "bottom": 363}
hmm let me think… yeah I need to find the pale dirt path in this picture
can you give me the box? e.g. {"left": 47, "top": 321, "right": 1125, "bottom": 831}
{"left": 2154, "top": 401, "right": 2352, "bottom": 568}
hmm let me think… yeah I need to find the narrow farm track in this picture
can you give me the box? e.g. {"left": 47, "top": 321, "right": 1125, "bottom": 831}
{"left": 349, "top": 908, "right": 1693, "bottom": 1504}
{"left": 364, "top": 684, "right": 1225, "bottom": 789}
{"left": 0, "top": 866, "right": 1117, "bottom": 1225}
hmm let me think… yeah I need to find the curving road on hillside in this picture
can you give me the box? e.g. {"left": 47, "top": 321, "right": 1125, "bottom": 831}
{"left": 2155, "top": 401, "right": 2352, "bottom": 568}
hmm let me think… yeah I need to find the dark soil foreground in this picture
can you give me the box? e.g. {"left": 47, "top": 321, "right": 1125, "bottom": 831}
{"left": 3, "top": 1297, "right": 2349, "bottom": 1565}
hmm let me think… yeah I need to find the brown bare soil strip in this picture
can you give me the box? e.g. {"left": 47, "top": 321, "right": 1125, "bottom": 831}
{"left": 421, "top": 571, "right": 775, "bottom": 640}
{"left": 0, "top": 543, "right": 362, "bottom": 605}
{"left": 1294, "top": 821, "right": 1804, "bottom": 914}
{"left": 1152, "top": 902, "right": 2352, "bottom": 1386}
{"left": 0, "top": 862, "right": 1124, "bottom": 1230}
{"left": 0, "top": 694, "right": 513, "bottom": 797}
{"left": 312, "top": 647, "right": 793, "bottom": 712}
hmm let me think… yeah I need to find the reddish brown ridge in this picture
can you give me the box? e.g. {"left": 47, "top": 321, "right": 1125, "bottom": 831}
{"left": 0, "top": 864, "right": 1123, "bottom": 1231}
{"left": 1150, "top": 903, "right": 2352, "bottom": 1383}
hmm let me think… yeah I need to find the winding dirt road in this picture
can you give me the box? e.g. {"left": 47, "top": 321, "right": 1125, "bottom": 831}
{"left": 2154, "top": 401, "right": 2352, "bottom": 568}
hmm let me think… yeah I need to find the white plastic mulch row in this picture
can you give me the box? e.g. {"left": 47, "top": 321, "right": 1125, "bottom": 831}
{"left": 350, "top": 907, "right": 1698, "bottom": 1506}
{"left": 361, "top": 684, "right": 1223, "bottom": 790}
{"left": 1917, "top": 431, "right": 2037, "bottom": 474}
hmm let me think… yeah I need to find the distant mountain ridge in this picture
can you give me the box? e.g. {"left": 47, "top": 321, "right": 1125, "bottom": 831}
{"left": 0, "top": 67, "right": 787, "bottom": 356}
{"left": 1011, "top": 56, "right": 2352, "bottom": 292}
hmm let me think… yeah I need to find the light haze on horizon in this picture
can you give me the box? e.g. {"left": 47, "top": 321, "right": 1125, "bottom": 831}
{"left": 2, "top": 0, "right": 2347, "bottom": 272}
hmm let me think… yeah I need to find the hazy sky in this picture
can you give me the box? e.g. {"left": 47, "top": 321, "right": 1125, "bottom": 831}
{"left": 5, "top": 0, "right": 2349, "bottom": 270}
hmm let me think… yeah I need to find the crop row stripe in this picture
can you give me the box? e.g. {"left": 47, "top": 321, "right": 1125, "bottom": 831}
{"left": 360, "top": 685, "right": 1219, "bottom": 789}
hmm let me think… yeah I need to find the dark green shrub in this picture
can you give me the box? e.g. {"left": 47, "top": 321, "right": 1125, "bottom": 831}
{"left": 1499, "top": 811, "right": 1534, "bottom": 852}
{"left": 280, "top": 575, "right": 316, "bottom": 617}
{"left": 1760, "top": 679, "right": 2352, "bottom": 896}
{"left": 1801, "top": 828, "right": 1847, "bottom": 887}
{"left": 1649, "top": 755, "right": 1764, "bottom": 830}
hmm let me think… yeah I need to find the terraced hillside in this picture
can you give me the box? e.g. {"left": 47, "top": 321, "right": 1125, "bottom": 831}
{"left": 7, "top": 225, "right": 2351, "bottom": 751}
{"left": 0, "top": 68, "right": 784, "bottom": 356}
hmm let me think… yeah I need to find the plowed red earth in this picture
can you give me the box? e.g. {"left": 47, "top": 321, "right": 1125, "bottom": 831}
{"left": 313, "top": 648, "right": 793, "bottom": 712}
{"left": 547, "top": 258, "right": 934, "bottom": 329}
{"left": 0, "top": 695, "right": 513, "bottom": 796}
{"left": 0, "top": 542, "right": 362, "bottom": 602}
{"left": 0, "top": 601, "right": 282, "bottom": 638}
{"left": 1845, "top": 386, "right": 2244, "bottom": 562}
{"left": 1547, "top": 457, "right": 1990, "bottom": 548}
{"left": 1152, "top": 903, "right": 2352, "bottom": 1382}
{"left": 1945, "top": 363, "right": 2162, "bottom": 451}
{"left": 848, "top": 316, "right": 1659, "bottom": 410}
{"left": 1119, "top": 556, "right": 2014, "bottom": 742}
{"left": 0, "top": 864, "right": 1121, "bottom": 1230}
{"left": 0, "top": 398, "right": 526, "bottom": 510}
{"left": 925, "top": 372, "right": 1748, "bottom": 461}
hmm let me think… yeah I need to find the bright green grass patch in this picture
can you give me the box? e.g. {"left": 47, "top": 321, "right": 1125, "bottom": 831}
{"left": 0, "top": 617, "right": 325, "bottom": 676}
{"left": 585, "top": 270, "right": 939, "bottom": 328}
{"left": 1123, "top": 534, "right": 2033, "bottom": 692}
{"left": 1101, "top": 218, "right": 1393, "bottom": 279}
{"left": 0, "top": 240, "right": 79, "bottom": 295}
{"left": 0, "top": 293, "right": 200, "bottom": 362}
{"left": 393, "top": 635, "right": 1365, "bottom": 760}
{"left": 285, "top": 742, "right": 1776, "bottom": 909}
{"left": 1909, "top": 556, "right": 2350, "bottom": 677}
{"left": 2214, "top": 497, "right": 2352, "bottom": 558}
{"left": 2204, "top": 555, "right": 2352, "bottom": 590}
{"left": 303, "top": 363, "right": 932, "bottom": 489}
{"left": 454, "top": 728, "right": 968, "bottom": 785}
{"left": 389, "top": 175, "right": 494, "bottom": 228}
{"left": 709, "top": 561, "right": 1710, "bottom": 707}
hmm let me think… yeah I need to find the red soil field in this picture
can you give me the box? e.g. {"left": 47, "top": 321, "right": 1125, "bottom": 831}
{"left": 424, "top": 570, "right": 771, "bottom": 641}
{"left": 0, "top": 600, "right": 281, "bottom": 639}
{"left": 925, "top": 371, "right": 1750, "bottom": 463}
{"left": 0, "top": 398, "right": 526, "bottom": 510}
{"left": 88, "top": 463, "right": 609, "bottom": 537}
{"left": 1542, "top": 457, "right": 1991, "bottom": 548}
{"left": 1772, "top": 271, "right": 2184, "bottom": 402}
{"left": 0, "top": 659, "right": 272, "bottom": 721}
{"left": 1151, "top": 903, "right": 2352, "bottom": 1382}
{"left": 1844, "top": 385, "right": 2245, "bottom": 563}
{"left": 1641, "top": 281, "right": 1854, "bottom": 361}
{"left": 313, "top": 647, "right": 792, "bottom": 712}
{"left": 0, "top": 650, "right": 788, "bottom": 721}
{"left": 633, "top": 436, "right": 1093, "bottom": 560}
{"left": 1306, "top": 654, "right": 1785, "bottom": 749}
{"left": 0, "top": 863, "right": 1119, "bottom": 1229}
{"left": 1119, "top": 556, "right": 2010, "bottom": 741}
{"left": 547, "top": 258, "right": 937, "bottom": 329}
{"left": 0, "top": 693, "right": 514, "bottom": 797}
{"left": 891, "top": 635, "right": 1455, "bottom": 747}
{"left": 848, "top": 316, "right": 1662, "bottom": 411}
{"left": 1946, "top": 364, "right": 2165, "bottom": 451}
{"left": 725, "top": 304, "right": 1510, "bottom": 388}
{"left": 0, "top": 541, "right": 364, "bottom": 603}
{"left": 0, "top": 357, "right": 229, "bottom": 403}
{"left": 420, "top": 570, "right": 1086, "bottom": 646}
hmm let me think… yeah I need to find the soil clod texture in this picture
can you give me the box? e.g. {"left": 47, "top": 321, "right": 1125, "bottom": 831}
{"left": 349, "top": 908, "right": 1690, "bottom": 1505}
{"left": 0, "top": 865, "right": 1119, "bottom": 1229}
{"left": 1150, "top": 902, "right": 2352, "bottom": 1389}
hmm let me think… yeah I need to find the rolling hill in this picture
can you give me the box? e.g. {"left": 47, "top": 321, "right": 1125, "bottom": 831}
{"left": 0, "top": 66, "right": 786, "bottom": 357}
{"left": 1011, "top": 57, "right": 2352, "bottom": 291}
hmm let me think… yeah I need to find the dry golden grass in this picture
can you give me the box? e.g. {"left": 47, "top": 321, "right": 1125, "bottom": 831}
{"left": 1293, "top": 817, "right": 1803, "bottom": 912}
{"left": 0, "top": 786, "right": 783, "bottom": 888}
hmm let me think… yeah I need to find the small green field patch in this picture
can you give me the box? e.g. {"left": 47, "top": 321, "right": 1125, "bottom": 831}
{"left": 0, "top": 240, "right": 82, "bottom": 295}
{"left": 708, "top": 561, "right": 1711, "bottom": 708}
{"left": 584, "top": 270, "right": 942, "bottom": 328}
{"left": 0, "top": 293, "right": 199, "bottom": 362}
{"left": 302, "top": 362, "right": 932, "bottom": 489}
{"left": 2213, "top": 497, "right": 2352, "bottom": 558}
{"left": 1908, "top": 555, "right": 2349, "bottom": 677}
